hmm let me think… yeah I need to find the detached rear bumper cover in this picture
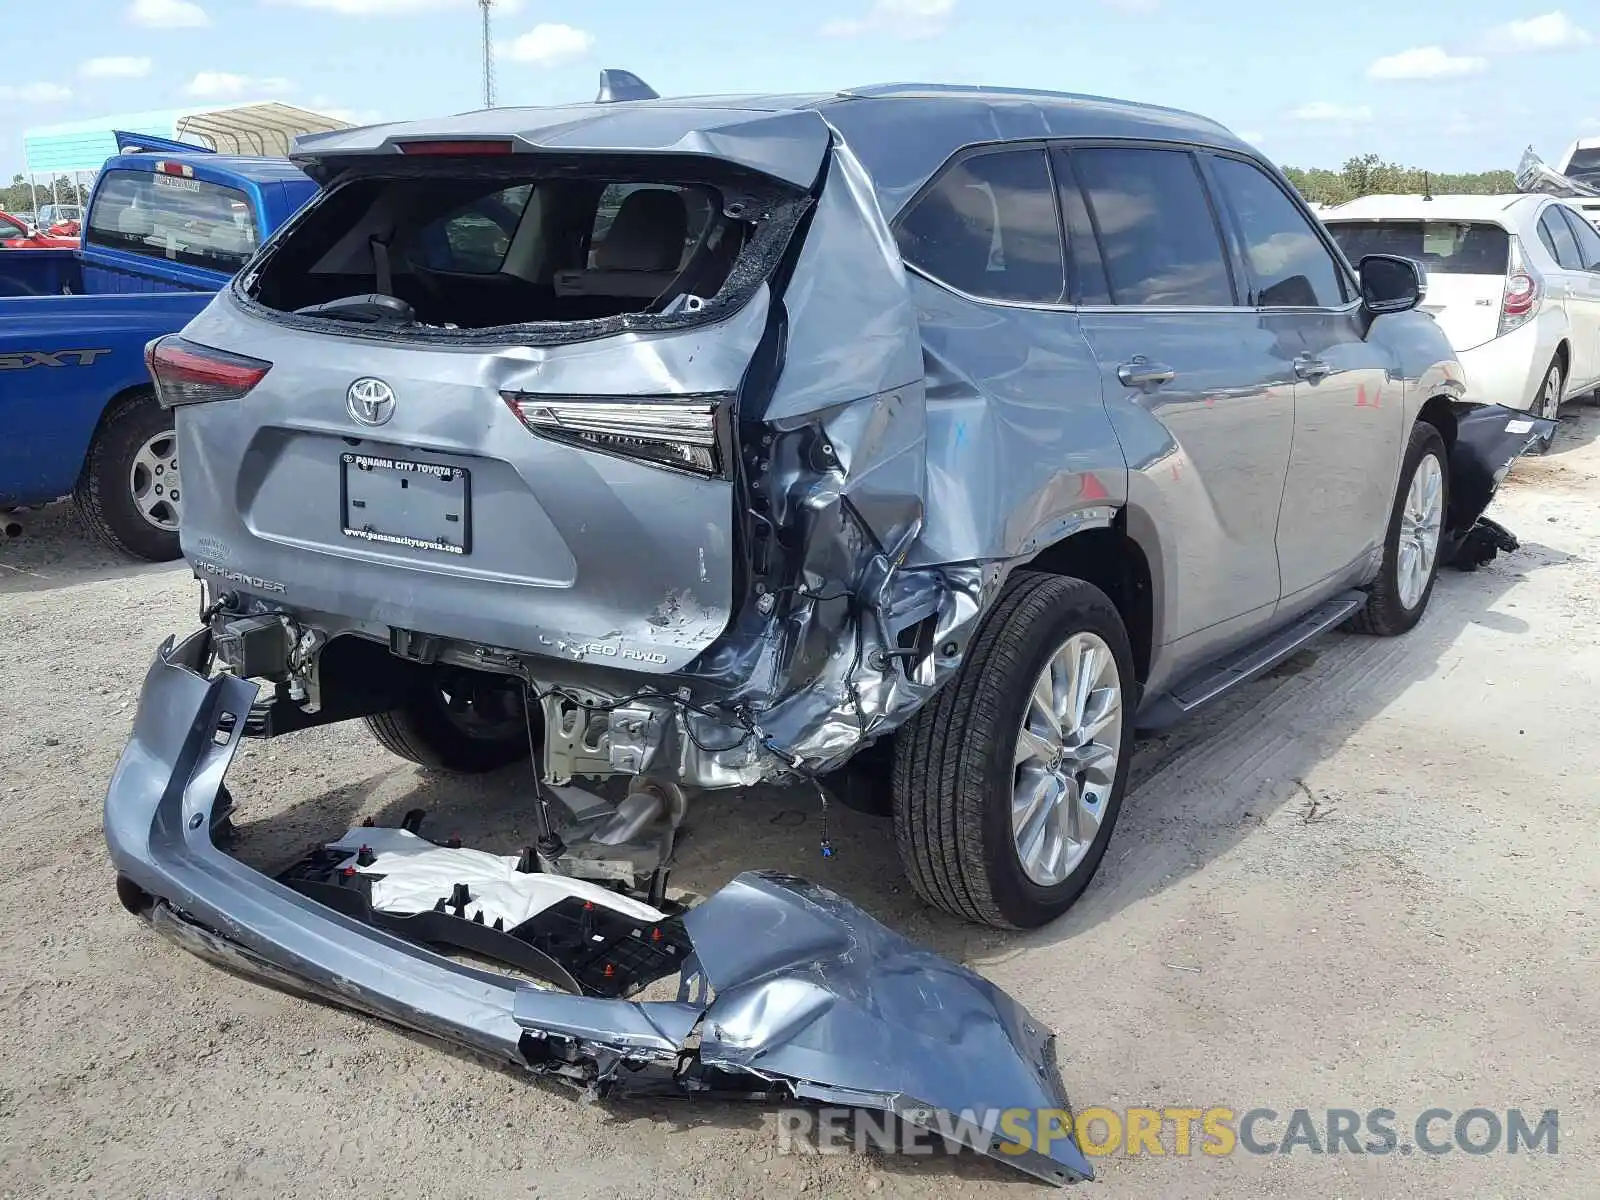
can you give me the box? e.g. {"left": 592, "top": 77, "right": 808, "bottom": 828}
{"left": 105, "top": 630, "right": 1091, "bottom": 1187}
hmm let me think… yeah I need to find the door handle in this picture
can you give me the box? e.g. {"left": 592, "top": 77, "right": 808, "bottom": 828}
{"left": 1294, "top": 354, "right": 1330, "bottom": 381}
{"left": 1117, "top": 357, "right": 1176, "bottom": 389}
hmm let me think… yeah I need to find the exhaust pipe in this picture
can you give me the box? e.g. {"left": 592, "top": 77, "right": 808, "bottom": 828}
{"left": 0, "top": 510, "right": 23, "bottom": 539}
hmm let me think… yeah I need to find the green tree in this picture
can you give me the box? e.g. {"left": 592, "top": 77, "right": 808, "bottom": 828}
{"left": 1282, "top": 154, "right": 1515, "bottom": 206}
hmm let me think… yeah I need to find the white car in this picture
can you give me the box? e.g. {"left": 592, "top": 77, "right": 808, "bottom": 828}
{"left": 1323, "top": 194, "right": 1600, "bottom": 442}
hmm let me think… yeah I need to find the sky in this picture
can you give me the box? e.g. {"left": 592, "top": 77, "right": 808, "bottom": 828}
{"left": 3, "top": 0, "right": 1598, "bottom": 181}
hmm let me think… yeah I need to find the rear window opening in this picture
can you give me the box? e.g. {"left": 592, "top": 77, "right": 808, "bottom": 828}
{"left": 1325, "top": 220, "right": 1510, "bottom": 276}
{"left": 243, "top": 160, "right": 805, "bottom": 340}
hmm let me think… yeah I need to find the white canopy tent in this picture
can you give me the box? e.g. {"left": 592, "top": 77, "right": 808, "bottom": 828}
{"left": 20, "top": 102, "right": 352, "bottom": 217}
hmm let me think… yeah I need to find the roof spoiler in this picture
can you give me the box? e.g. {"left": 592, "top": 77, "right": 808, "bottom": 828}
{"left": 113, "top": 130, "right": 216, "bottom": 156}
{"left": 595, "top": 69, "right": 659, "bottom": 103}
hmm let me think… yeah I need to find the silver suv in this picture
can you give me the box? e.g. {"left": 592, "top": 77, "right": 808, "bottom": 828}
{"left": 147, "top": 82, "right": 1471, "bottom": 929}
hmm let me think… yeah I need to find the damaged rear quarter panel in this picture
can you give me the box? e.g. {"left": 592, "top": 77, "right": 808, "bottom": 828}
{"left": 681, "top": 132, "right": 1130, "bottom": 774}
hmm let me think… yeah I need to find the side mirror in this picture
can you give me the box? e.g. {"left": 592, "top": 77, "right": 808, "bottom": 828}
{"left": 1359, "top": 254, "right": 1425, "bottom": 315}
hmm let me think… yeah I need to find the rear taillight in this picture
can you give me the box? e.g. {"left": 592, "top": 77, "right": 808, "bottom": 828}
{"left": 501, "top": 393, "right": 724, "bottom": 476}
{"left": 1498, "top": 236, "right": 1541, "bottom": 337}
{"left": 146, "top": 335, "right": 271, "bottom": 408}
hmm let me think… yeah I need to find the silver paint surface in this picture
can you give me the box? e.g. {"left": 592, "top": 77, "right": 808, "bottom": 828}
{"left": 173, "top": 84, "right": 1467, "bottom": 786}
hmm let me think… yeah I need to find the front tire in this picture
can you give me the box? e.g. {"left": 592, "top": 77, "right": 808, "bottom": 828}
{"left": 73, "top": 389, "right": 182, "bottom": 562}
{"left": 1347, "top": 421, "right": 1449, "bottom": 637}
{"left": 892, "top": 572, "right": 1135, "bottom": 929}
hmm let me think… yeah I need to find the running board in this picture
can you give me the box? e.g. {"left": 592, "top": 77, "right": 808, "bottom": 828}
{"left": 1136, "top": 591, "right": 1365, "bottom": 731}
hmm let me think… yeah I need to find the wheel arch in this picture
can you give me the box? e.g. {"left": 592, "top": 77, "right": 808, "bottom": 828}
{"left": 74, "top": 381, "right": 161, "bottom": 488}
{"left": 1020, "top": 515, "right": 1155, "bottom": 689}
{"left": 1415, "top": 392, "right": 1459, "bottom": 453}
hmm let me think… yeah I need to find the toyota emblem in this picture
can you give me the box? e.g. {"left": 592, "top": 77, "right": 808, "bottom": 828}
{"left": 347, "top": 377, "right": 396, "bottom": 426}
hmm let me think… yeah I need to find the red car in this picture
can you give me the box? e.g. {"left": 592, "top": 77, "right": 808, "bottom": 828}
{"left": 0, "top": 210, "right": 79, "bottom": 248}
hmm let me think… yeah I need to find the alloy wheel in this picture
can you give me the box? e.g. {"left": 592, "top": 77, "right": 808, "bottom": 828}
{"left": 1541, "top": 365, "right": 1563, "bottom": 422}
{"left": 1011, "top": 631, "right": 1124, "bottom": 887}
{"left": 1397, "top": 453, "right": 1444, "bottom": 610}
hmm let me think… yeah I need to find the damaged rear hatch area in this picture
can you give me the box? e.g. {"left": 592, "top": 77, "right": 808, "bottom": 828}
{"left": 171, "top": 104, "right": 834, "bottom": 671}
{"left": 103, "top": 629, "right": 1093, "bottom": 1186}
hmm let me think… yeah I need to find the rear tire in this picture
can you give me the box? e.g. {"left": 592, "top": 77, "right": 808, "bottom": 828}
{"left": 891, "top": 572, "right": 1135, "bottom": 929}
{"left": 1529, "top": 356, "right": 1564, "bottom": 455}
{"left": 1346, "top": 421, "right": 1449, "bottom": 637}
{"left": 73, "top": 389, "right": 182, "bottom": 562}
{"left": 365, "top": 675, "right": 530, "bottom": 774}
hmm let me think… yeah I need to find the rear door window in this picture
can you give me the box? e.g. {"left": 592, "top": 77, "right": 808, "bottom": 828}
{"left": 1556, "top": 205, "right": 1600, "bottom": 270}
{"left": 1325, "top": 220, "right": 1510, "bottom": 276}
{"left": 894, "top": 147, "right": 1066, "bottom": 304}
{"left": 1538, "top": 207, "right": 1582, "bottom": 270}
{"left": 1209, "top": 155, "right": 1348, "bottom": 306}
{"left": 85, "top": 167, "right": 259, "bottom": 272}
{"left": 1068, "top": 146, "right": 1235, "bottom": 306}
{"left": 410, "top": 184, "right": 534, "bottom": 274}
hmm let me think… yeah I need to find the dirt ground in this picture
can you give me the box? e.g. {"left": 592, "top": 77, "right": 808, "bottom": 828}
{"left": 3, "top": 406, "right": 1598, "bottom": 1200}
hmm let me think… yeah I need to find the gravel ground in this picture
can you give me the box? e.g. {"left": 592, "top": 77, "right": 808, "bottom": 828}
{"left": 2, "top": 405, "right": 1598, "bottom": 1199}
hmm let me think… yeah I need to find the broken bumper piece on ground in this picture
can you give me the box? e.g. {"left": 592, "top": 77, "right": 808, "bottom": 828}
{"left": 1441, "top": 402, "right": 1557, "bottom": 570}
{"left": 103, "top": 629, "right": 1093, "bottom": 1188}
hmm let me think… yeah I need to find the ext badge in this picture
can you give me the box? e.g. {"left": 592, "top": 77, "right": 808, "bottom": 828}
{"left": 347, "top": 377, "right": 396, "bottom": 427}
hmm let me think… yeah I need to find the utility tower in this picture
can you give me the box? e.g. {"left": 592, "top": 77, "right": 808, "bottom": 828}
{"left": 479, "top": 0, "right": 496, "bottom": 108}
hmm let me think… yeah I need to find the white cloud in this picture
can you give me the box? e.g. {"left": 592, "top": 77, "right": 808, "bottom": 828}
{"left": 1489, "top": 10, "right": 1591, "bottom": 51}
{"left": 501, "top": 23, "right": 594, "bottom": 65}
{"left": 1367, "top": 45, "right": 1487, "bottom": 79}
{"left": 1289, "top": 101, "right": 1373, "bottom": 123}
{"left": 0, "top": 83, "right": 73, "bottom": 103}
{"left": 823, "top": 0, "right": 955, "bottom": 39}
{"left": 186, "top": 71, "right": 293, "bottom": 98}
{"left": 127, "top": 0, "right": 209, "bottom": 27}
{"left": 81, "top": 56, "right": 154, "bottom": 79}
{"left": 1237, "top": 130, "right": 1265, "bottom": 144}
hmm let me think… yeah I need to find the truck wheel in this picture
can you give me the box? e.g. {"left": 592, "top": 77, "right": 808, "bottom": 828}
{"left": 1346, "top": 421, "right": 1449, "bottom": 637}
{"left": 891, "top": 572, "right": 1135, "bottom": 929}
{"left": 73, "top": 388, "right": 182, "bottom": 562}
{"left": 365, "top": 674, "right": 530, "bottom": 774}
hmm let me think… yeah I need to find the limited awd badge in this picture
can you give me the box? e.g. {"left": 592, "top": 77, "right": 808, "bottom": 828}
{"left": 347, "top": 377, "right": 396, "bottom": 426}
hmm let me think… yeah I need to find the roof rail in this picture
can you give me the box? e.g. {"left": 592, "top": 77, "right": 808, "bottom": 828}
{"left": 595, "top": 70, "right": 659, "bottom": 103}
{"left": 112, "top": 130, "right": 216, "bottom": 155}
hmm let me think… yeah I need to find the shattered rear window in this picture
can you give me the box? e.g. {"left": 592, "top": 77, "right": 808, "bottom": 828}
{"left": 240, "top": 159, "right": 809, "bottom": 345}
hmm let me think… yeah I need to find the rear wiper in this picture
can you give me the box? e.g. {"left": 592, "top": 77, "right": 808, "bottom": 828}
{"left": 292, "top": 294, "right": 416, "bottom": 325}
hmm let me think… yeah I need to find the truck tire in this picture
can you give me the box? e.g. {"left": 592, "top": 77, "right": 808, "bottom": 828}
{"left": 73, "top": 388, "right": 182, "bottom": 562}
{"left": 891, "top": 572, "right": 1135, "bottom": 929}
{"left": 365, "top": 678, "right": 530, "bottom": 774}
{"left": 1346, "top": 420, "right": 1449, "bottom": 637}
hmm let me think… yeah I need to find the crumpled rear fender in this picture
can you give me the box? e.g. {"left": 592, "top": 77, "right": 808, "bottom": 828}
{"left": 104, "top": 631, "right": 1092, "bottom": 1187}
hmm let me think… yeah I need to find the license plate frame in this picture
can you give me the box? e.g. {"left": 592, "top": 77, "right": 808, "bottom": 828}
{"left": 340, "top": 452, "right": 472, "bottom": 556}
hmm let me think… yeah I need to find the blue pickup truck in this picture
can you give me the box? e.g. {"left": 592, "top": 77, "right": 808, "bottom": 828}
{"left": 1, "top": 134, "right": 317, "bottom": 560}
